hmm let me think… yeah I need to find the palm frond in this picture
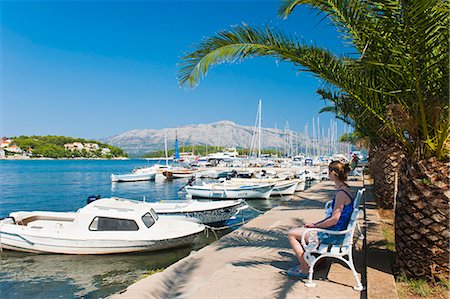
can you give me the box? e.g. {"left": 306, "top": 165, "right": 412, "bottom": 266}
{"left": 278, "top": 0, "right": 377, "bottom": 52}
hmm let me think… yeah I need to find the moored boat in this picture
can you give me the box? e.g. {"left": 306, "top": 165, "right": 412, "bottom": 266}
{"left": 229, "top": 178, "right": 301, "bottom": 195}
{"left": 0, "top": 200, "right": 205, "bottom": 254}
{"left": 162, "top": 168, "right": 196, "bottom": 179}
{"left": 185, "top": 182, "right": 275, "bottom": 200}
{"left": 104, "top": 197, "right": 246, "bottom": 224}
{"left": 111, "top": 171, "right": 156, "bottom": 182}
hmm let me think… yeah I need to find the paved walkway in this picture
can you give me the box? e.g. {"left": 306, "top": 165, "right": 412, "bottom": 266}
{"left": 111, "top": 179, "right": 397, "bottom": 299}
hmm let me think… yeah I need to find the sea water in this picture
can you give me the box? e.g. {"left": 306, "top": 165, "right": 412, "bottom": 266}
{"left": 0, "top": 159, "right": 303, "bottom": 298}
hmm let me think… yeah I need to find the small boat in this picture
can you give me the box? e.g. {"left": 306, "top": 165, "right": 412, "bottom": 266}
{"left": 111, "top": 171, "right": 156, "bottom": 182}
{"left": 185, "top": 182, "right": 275, "bottom": 200}
{"left": 162, "top": 168, "right": 196, "bottom": 179}
{"left": 229, "top": 178, "right": 301, "bottom": 195}
{"left": 104, "top": 197, "right": 246, "bottom": 224}
{"left": 0, "top": 200, "right": 205, "bottom": 254}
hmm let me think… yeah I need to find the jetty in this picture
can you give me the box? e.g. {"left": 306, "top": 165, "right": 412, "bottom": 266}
{"left": 111, "top": 178, "right": 397, "bottom": 299}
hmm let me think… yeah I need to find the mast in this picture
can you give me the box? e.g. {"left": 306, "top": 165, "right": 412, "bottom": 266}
{"left": 312, "top": 118, "right": 316, "bottom": 157}
{"left": 249, "top": 99, "right": 262, "bottom": 158}
{"left": 258, "top": 99, "right": 262, "bottom": 158}
{"left": 275, "top": 122, "right": 279, "bottom": 157}
{"left": 304, "top": 123, "right": 309, "bottom": 156}
{"left": 164, "top": 133, "right": 169, "bottom": 167}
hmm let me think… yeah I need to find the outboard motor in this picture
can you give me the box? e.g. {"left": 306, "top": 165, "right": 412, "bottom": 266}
{"left": 87, "top": 194, "right": 101, "bottom": 205}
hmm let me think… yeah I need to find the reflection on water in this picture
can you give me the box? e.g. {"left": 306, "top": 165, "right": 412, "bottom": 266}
{"left": 0, "top": 230, "right": 232, "bottom": 299}
{"left": 0, "top": 160, "right": 316, "bottom": 298}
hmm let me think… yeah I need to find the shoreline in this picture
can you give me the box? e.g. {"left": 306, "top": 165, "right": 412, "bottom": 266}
{"left": 0, "top": 156, "right": 130, "bottom": 161}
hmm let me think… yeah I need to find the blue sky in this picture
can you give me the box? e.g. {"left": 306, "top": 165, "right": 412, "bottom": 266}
{"left": 1, "top": 0, "right": 351, "bottom": 139}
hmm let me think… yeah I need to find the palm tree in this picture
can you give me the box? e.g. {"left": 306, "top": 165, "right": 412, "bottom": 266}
{"left": 317, "top": 89, "right": 404, "bottom": 210}
{"left": 177, "top": 0, "right": 449, "bottom": 281}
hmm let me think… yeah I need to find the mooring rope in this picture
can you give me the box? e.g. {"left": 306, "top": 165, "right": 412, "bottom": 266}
{"left": 203, "top": 218, "right": 255, "bottom": 240}
{"left": 201, "top": 200, "right": 268, "bottom": 240}
{"left": 241, "top": 200, "right": 266, "bottom": 214}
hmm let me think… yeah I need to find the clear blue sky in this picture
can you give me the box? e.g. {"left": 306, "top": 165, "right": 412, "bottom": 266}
{"left": 1, "top": 0, "right": 352, "bottom": 139}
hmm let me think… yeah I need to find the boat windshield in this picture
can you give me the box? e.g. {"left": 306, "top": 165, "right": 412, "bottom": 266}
{"left": 141, "top": 212, "right": 155, "bottom": 228}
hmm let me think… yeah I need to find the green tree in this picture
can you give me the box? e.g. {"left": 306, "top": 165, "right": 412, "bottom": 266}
{"left": 177, "top": 0, "right": 449, "bottom": 281}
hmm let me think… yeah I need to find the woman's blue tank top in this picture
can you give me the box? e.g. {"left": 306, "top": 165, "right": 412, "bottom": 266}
{"left": 330, "top": 189, "right": 354, "bottom": 231}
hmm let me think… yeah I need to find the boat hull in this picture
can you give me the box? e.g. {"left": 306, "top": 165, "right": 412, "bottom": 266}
{"left": 0, "top": 230, "right": 201, "bottom": 254}
{"left": 185, "top": 184, "right": 274, "bottom": 200}
{"left": 162, "top": 171, "right": 195, "bottom": 179}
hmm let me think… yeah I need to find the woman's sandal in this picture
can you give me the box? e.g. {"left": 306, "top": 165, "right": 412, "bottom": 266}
{"left": 285, "top": 266, "right": 309, "bottom": 278}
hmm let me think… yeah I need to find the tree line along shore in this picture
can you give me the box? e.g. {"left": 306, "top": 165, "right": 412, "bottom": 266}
{"left": 0, "top": 136, "right": 127, "bottom": 159}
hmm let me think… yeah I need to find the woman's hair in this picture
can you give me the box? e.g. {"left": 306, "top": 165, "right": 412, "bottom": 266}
{"left": 328, "top": 160, "right": 351, "bottom": 182}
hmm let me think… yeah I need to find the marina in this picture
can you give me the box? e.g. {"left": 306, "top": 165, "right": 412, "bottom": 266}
{"left": 0, "top": 159, "right": 312, "bottom": 298}
{"left": 1, "top": 0, "right": 447, "bottom": 297}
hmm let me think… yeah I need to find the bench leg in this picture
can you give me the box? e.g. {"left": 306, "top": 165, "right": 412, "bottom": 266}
{"left": 304, "top": 256, "right": 317, "bottom": 288}
{"left": 348, "top": 251, "right": 365, "bottom": 291}
{"left": 304, "top": 267, "right": 316, "bottom": 288}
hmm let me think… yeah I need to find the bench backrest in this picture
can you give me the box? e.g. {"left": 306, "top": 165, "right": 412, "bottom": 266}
{"left": 342, "top": 188, "right": 365, "bottom": 246}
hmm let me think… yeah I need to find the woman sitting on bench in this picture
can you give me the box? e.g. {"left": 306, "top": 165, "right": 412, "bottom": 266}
{"left": 286, "top": 161, "right": 353, "bottom": 277}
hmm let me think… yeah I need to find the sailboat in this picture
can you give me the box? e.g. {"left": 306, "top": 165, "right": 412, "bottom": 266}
{"left": 162, "top": 132, "right": 196, "bottom": 179}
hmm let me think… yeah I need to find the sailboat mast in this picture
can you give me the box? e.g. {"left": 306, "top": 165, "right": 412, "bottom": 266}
{"left": 258, "top": 99, "right": 262, "bottom": 158}
{"left": 304, "top": 123, "right": 308, "bottom": 156}
{"left": 164, "top": 133, "right": 169, "bottom": 167}
{"left": 275, "top": 122, "right": 279, "bottom": 157}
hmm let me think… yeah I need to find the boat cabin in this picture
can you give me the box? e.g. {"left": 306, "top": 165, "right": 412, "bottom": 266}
{"left": 9, "top": 198, "right": 160, "bottom": 232}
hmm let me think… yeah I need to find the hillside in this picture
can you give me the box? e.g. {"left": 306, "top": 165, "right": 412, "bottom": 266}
{"left": 103, "top": 120, "right": 303, "bottom": 156}
{"left": 7, "top": 135, "right": 127, "bottom": 159}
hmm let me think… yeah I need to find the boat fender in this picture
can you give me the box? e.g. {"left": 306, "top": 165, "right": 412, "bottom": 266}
{"left": 87, "top": 194, "right": 101, "bottom": 205}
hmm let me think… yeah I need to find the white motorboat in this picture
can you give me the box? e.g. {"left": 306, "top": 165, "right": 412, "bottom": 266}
{"left": 185, "top": 182, "right": 275, "bottom": 200}
{"left": 0, "top": 199, "right": 205, "bottom": 254}
{"left": 106, "top": 197, "right": 246, "bottom": 224}
{"left": 162, "top": 168, "right": 196, "bottom": 179}
{"left": 111, "top": 172, "right": 156, "bottom": 182}
{"left": 229, "top": 178, "right": 301, "bottom": 195}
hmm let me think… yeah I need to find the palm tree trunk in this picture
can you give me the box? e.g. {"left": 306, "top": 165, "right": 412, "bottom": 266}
{"left": 396, "top": 157, "right": 449, "bottom": 281}
{"left": 369, "top": 139, "right": 406, "bottom": 209}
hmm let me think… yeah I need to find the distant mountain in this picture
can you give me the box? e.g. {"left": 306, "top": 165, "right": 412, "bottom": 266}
{"left": 102, "top": 120, "right": 303, "bottom": 156}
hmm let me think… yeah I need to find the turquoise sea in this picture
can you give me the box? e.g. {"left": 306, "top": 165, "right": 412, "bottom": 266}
{"left": 0, "top": 159, "right": 300, "bottom": 298}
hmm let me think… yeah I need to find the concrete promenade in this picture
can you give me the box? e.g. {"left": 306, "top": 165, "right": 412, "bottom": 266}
{"left": 111, "top": 179, "right": 397, "bottom": 299}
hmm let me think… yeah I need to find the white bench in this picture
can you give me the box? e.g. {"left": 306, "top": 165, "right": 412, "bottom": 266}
{"left": 301, "top": 188, "right": 366, "bottom": 290}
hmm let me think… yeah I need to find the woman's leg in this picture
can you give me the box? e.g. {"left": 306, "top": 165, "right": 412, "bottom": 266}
{"left": 287, "top": 227, "right": 309, "bottom": 273}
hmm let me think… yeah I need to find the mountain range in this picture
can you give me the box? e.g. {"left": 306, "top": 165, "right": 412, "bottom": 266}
{"left": 102, "top": 120, "right": 303, "bottom": 156}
